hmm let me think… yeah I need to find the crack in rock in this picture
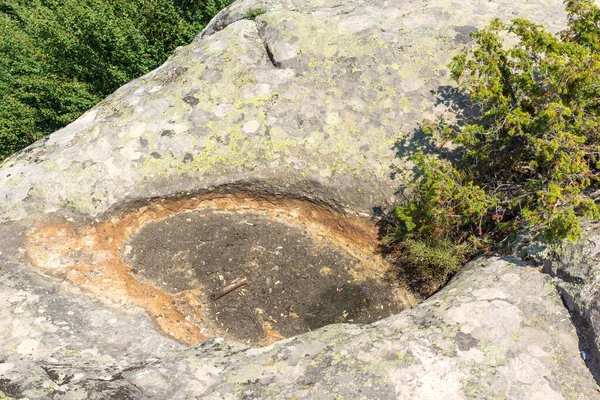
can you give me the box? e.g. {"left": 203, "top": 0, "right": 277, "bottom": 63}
{"left": 256, "top": 21, "right": 282, "bottom": 69}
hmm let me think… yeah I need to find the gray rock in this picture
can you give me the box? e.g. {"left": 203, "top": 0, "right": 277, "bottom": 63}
{"left": 547, "top": 221, "right": 600, "bottom": 383}
{"left": 122, "top": 256, "right": 596, "bottom": 399}
{"left": 1, "top": 0, "right": 599, "bottom": 398}
{"left": 0, "top": 0, "right": 571, "bottom": 222}
{"left": 1, "top": 251, "right": 597, "bottom": 398}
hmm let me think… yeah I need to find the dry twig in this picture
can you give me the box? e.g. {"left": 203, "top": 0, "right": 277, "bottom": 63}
{"left": 211, "top": 278, "right": 249, "bottom": 301}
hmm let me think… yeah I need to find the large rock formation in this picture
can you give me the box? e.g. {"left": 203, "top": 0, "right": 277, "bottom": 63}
{"left": 1, "top": 0, "right": 599, "bottom": 398}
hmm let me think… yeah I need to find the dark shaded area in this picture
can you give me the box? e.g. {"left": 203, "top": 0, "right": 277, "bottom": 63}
{"left": 0, "top": 378, "right": 21, "bottom": 398}
{"left": 58, "top": 378, "right": 146, "bottom": 400}
{"left": 548, "top": 248, "right": 600, "bottom": 387}
{"left": 303, "top": 283, "right": 372, "bottom": 330}
{"left": 372, "top": 209, "right": 447, "bottom": 299}
{"left": 389, "top": 85, "right": 472, "bottom": 194}
{"left": 453, "top": 25, "right": 478, "bottom": 44}
{"left": 455, "top": 331, "right": 479, "bottom": 351}
{"left": 391, "top": 85, "right": 476, "bottom": 167}
{"left": 41, "top": 366, "right": 60, "bottom": 382}
{"left": 381, "top": 84, "right": 485, "bottom": 297}
{"left": 264, "top": 41, "right": 282, "bottom": 68}
{"left": 123, "top": 210, "right": 404, "bottom": 346}
{"left": 41, "top": 366, "right": 74, "bottom": 386}
{"left": 559, "top": 290, "right": 600, "bottom": 386}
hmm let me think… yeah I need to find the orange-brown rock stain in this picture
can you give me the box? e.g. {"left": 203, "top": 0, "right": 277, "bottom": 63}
{"left": 25, "top": 193, "right": 416, "bottom": 345}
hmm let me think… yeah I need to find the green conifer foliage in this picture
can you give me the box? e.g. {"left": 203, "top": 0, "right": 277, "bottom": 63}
{"left": 393, "top": 0, "right": 600, "bottom": 276}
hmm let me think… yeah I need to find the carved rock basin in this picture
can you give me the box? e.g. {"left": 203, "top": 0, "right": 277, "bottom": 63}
{"left": 25, "top": 193, "right": 415, "bottom": 347}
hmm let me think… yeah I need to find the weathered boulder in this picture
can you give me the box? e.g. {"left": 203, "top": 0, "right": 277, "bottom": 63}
{"left": 1, "top": 252, "right": 597, "bottom": 398}
{"left": 0, "top": 0, "right": 572, "bottom": 221}
{"left": 1, "top": 0, "right": 599, "bottom": 398}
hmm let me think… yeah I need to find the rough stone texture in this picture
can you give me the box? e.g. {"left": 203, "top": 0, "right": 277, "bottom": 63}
{"left": 1, "top": 0, "right": 600, "bottom": 398}
{"left": 0, "top": 0, "right": 571, "bottom": 222}
{"left": 544, "top": 221, "right": 600, "bottom": 383}
{"left": 1, "top": 252, "right": 598, "bottom": 398}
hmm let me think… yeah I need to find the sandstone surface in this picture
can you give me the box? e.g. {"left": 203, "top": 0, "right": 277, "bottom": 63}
{"left": 1, "top": 0, "right": 599, "bottom": 398}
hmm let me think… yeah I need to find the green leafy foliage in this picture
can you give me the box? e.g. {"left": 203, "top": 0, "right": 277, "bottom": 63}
{"left": 0, "top": 0, "right": 233, "bottom": 161}
{"left": 244, "top": 8, "right": 266, "bottom": 20}
{"left": 396, "top": 153, "right": 490, "bottom": 240}
{"left": 393, "top": 236, "right": 474, "bottom": 281}
{"left": 392, "top": 0, "right": 600, "bottom": 277}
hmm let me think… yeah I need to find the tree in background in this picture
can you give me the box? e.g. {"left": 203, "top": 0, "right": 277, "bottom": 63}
{"left": 0, "top": 0, "right": 232, "bottom": 161}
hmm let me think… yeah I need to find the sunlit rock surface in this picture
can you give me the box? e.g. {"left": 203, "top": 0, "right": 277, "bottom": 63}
{"left": 1, "top": 0, "right": 599, "bottom": 398}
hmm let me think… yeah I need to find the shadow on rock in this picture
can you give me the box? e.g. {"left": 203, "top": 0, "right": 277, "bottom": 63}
{"left": 302, "top": 283, "right": 371, "bottom": 330}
